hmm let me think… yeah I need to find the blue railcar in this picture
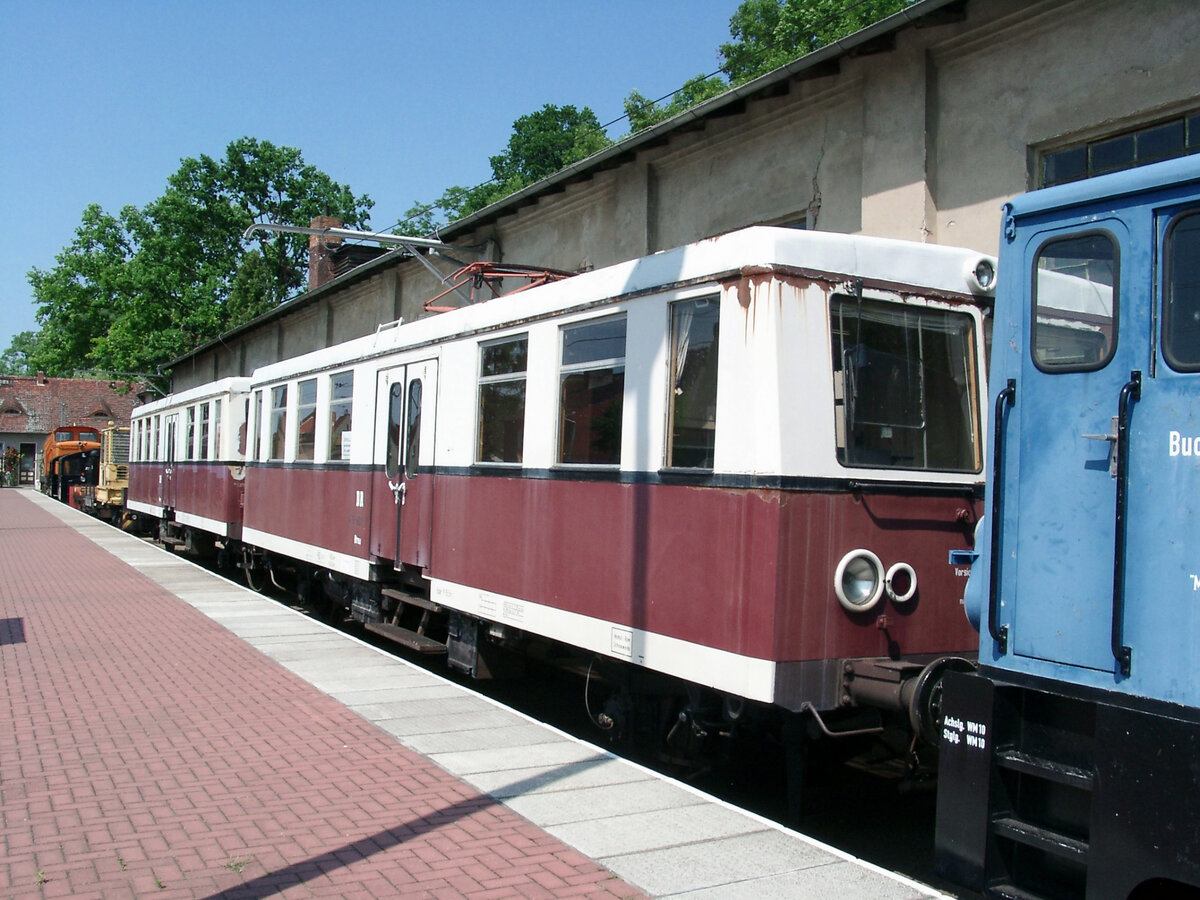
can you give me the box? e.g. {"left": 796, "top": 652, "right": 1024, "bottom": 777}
{"left": 936, "top": 154, "right": 1200, "bottom": 899}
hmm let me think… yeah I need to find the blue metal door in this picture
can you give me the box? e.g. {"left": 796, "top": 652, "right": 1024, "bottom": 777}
{"left": 1011, "top": 217, "right": 1143, "bottom": 673}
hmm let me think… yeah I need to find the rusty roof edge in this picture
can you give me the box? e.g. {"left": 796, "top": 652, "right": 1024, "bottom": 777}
{"left": 439, "top": 0, "right": 967, "bottom": 238}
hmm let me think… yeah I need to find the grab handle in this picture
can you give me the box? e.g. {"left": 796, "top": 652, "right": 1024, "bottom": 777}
{"left": 1111, "top": 371, "right": 1140, "bottom": 677}
{"left": 988, "top": 379, "right": 1016, "bottom": 653}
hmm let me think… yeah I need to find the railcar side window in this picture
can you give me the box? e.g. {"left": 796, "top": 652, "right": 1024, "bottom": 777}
{"left": 184, "top": 407, "right": 196, "bottom": 461}
{"left": 213, "top": 399, "right": 222, "bottom": 459}
{"left": 269, "top": 386, "right": 287, "bottom": 461}
{"left": 329, "top": 371, "right": 353, "bottom": 462}
{"left": 559, "top": 316, "right": 626, "bottom": 465}
{"left": 296, "top": 378, "right": 317, "bottom": 461}
{"left": 405, "top": 379, "right": 422, "bottom": 480}
{"left": 1032, "top": 233, "right": 1117, "bottom": 371}
{"left": 1163, "top": 212, "right": 1200, "bottom": 371}
{"left": 252, "top": 390, "right": 263, "bottom": 461}
{"left": 831, "top": 297, "right": 979, "bottom": 472}
{"left": 199, "top": 402, "right": 211, "bottom": 461}
{"left": 667, "top": 297, "right": 720, "bottom": 468}
{"left": 477, "top": 336, "right": 528, "bottom": 464}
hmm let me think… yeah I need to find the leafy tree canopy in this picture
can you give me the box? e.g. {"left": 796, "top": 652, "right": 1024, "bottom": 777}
{"left": 406, "top": 104, "right": 612, "bottom": 231}
{"left": 19, "top": 137, "right": 372, "bottom": 376}
{"left": 721, "top": 0, "right": 911, "bottom": 84}
{"left": 0, "top": 331, "right": 42, "bottom": 375}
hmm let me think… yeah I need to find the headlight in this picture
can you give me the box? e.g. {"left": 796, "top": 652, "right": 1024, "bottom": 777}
{"left": 834, "top": 549, "right": 884, "bottom": 613}
{"left": 885, "top": 561, "right": 917, "bottom": 604}
{"left": 966, "top": 257, "right": 997, "bottom": 294}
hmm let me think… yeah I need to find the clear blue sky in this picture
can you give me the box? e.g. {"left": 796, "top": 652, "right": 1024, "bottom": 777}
{"left": 0, "top": 0, "right": 741, "bottom": 361}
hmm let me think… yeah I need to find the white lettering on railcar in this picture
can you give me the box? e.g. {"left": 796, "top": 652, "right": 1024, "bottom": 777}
{"left": 942, "top": 715, "right": 988, "bottom": 751}
{"left": 1191, "top": 574, "right": 1200, "bottom": 591}
{"left": 1169, "top": 430, "right": 1200, "bottom": 457}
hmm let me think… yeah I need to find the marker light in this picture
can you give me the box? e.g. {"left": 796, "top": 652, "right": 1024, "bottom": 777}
{"left": 885, "top": 561, "right": 918, "bottom": 604}
{"left": 835, "top": 549, "right": 885, "bottom": 613}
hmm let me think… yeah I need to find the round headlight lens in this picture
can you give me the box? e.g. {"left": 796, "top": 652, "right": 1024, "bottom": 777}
{"left": 974, "top": 259, "right": 996, "bottom": 291}
{"left": 834, "top": 549, "right": 884, "bottom": 613}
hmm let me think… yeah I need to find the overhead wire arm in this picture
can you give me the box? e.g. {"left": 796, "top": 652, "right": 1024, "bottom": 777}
{"left": 242, "top": 222, "right": 474, "bottom": 305}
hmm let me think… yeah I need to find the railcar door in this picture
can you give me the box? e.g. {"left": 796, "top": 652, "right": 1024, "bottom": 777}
{"left": 1007, "top": 216, "right": 1145, "bottom": 673}
{"left": 375, "top": 361, "right": 438, "bottom": 570}
{"left": 1118, "top": 206, "right": 1200, "bottom": 700}
{"left": 161, "top": 414, "right": 178, "bottom": 511}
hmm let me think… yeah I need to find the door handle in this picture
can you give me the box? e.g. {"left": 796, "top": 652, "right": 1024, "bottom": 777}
{"left": 1082, "top": 416, "right": 1120, "bottom": 477}
{"left": 389, "top": 479, "right": 407, "bottom": 506}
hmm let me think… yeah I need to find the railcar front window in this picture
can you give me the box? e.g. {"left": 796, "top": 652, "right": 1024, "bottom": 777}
{"left": 269, "top": 386, "right": 287, "bottom": 461}
{"left": 1163, "top": 212, "right": 1200, "bottom": 371}
{"left": 386, "top": 382, "right": 403, "bottom": 479}
{"left": 478, "top": 336, "right": 528, "bottom": 464}
{"left": 559, "top": 317, "right": 626, "bottom": 466}
{"left": 1032, "top": 233, "right": 1117, "bottom": 371}
{"left": 667, "top": 297, "right": 720, "bottom": 469}
{"left": 296, "top": 379, "right": 317, "bottom": 461}
{"left": 329, "top": 372, "right": 353, "bottom": 462}
{"left": 831, "top": 297, "right": 979, "bottom": 472}
{"left": 213, "top": 399, "right": 222, "bottom": 459}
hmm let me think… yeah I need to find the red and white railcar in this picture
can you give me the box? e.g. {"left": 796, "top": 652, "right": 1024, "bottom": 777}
{"left": 127, "top": 378, "right": 252, "bottom": 550}
{"left": 241, "top": 226, "right": 994, "bottom": 743}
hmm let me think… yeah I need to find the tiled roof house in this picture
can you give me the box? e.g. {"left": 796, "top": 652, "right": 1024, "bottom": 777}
{"left": 0, "top": 372, "right": 140, "bottom": 485}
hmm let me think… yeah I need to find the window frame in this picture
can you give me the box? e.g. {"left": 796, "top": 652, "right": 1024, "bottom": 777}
{"left": 665, "top": 296, "right": 721, "bottom": 470}
{"left": 268, "top": 385, "right": 288, "bottom": 462}
{"left": 1030, "top": 230, "right": 1120, "bottom": 374}
{"left": 476, "top": 334, "right": 528, "bottom": 465}
{"left": 557, "top": 314, "right": 627, "bottom": 467}
{"left": 295, "top": 378, "right": 317, "bottom": 462}
{"left": 328, "top": 370, "right": 354, "bottom": 463}
{"left": 1161, "top": 208, "right": 1200, "bottom": 373}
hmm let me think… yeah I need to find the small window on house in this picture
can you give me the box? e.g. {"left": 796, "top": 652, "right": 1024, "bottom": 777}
{"left": 1032, "top": 233, "right": 1118, "bottom": 371}
{"left": 199, "top": 402, "right": 211, "bottom": 460}
{"left": 296, "top": 379, "right": 317, "bottom": 461}
{"left": 269, "top": 386, "right": 287, "bottom": 461}
{"left": 667, "top": 297, "right": 720, "bottom": 468}
{"left": 1163, "top": 211, "right": 1200, "bottom": 371}
{"left": 559, "top": 316, "right": 626, "bottom": 465}
{"left": 329, "top": 371, "right": 353, "bottom": 462}
{"left": 477, "top": 335, "right": 527, "bottom": 463}
{"left": 1040, "top": 110, "right": 1200, "bottom": 187}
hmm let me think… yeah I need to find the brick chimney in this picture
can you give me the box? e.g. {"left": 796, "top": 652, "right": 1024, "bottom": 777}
{"left": 307, "top": 215, "right": 343, "bottom": 291}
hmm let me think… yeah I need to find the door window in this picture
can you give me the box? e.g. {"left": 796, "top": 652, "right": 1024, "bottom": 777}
{"left": 1162, "top": 211, "right": 1200, "bottom": 371}
{"left": 1032, "top": 233, "right": 1118, "bottom": 372}
{"left": 405, "top": 379, "right": 423, "bottom": 480}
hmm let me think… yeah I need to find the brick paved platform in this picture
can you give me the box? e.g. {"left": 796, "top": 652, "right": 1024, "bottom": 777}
{"left": 0, "top": 487, "right": 949, "bottom": 899}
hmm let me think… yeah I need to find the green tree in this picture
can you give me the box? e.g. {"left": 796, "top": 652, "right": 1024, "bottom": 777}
{"left": 721, "top": 0, "right": 910, "bottom": 84}
{"left": 25, "top": 138, "right": 372, "bottom": 375}
{"left": 404, "top": 104, "right": 612, "bottom": 232}
{"left": 623, "top": 74, "right": 729, "bottom": 135}
{"left": 0, "top": 331, "right": 43, "bottom": 375}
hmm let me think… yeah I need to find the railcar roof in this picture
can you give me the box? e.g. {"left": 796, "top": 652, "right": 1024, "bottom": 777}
{"left": 249, "top": 226, "right": 994, "bottom": 385}
{"left": 133, "top": 376, "right": 251, "bottom": 417}
{"left": 1006, "top": 155, "right": 1200, "bottom": 221}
